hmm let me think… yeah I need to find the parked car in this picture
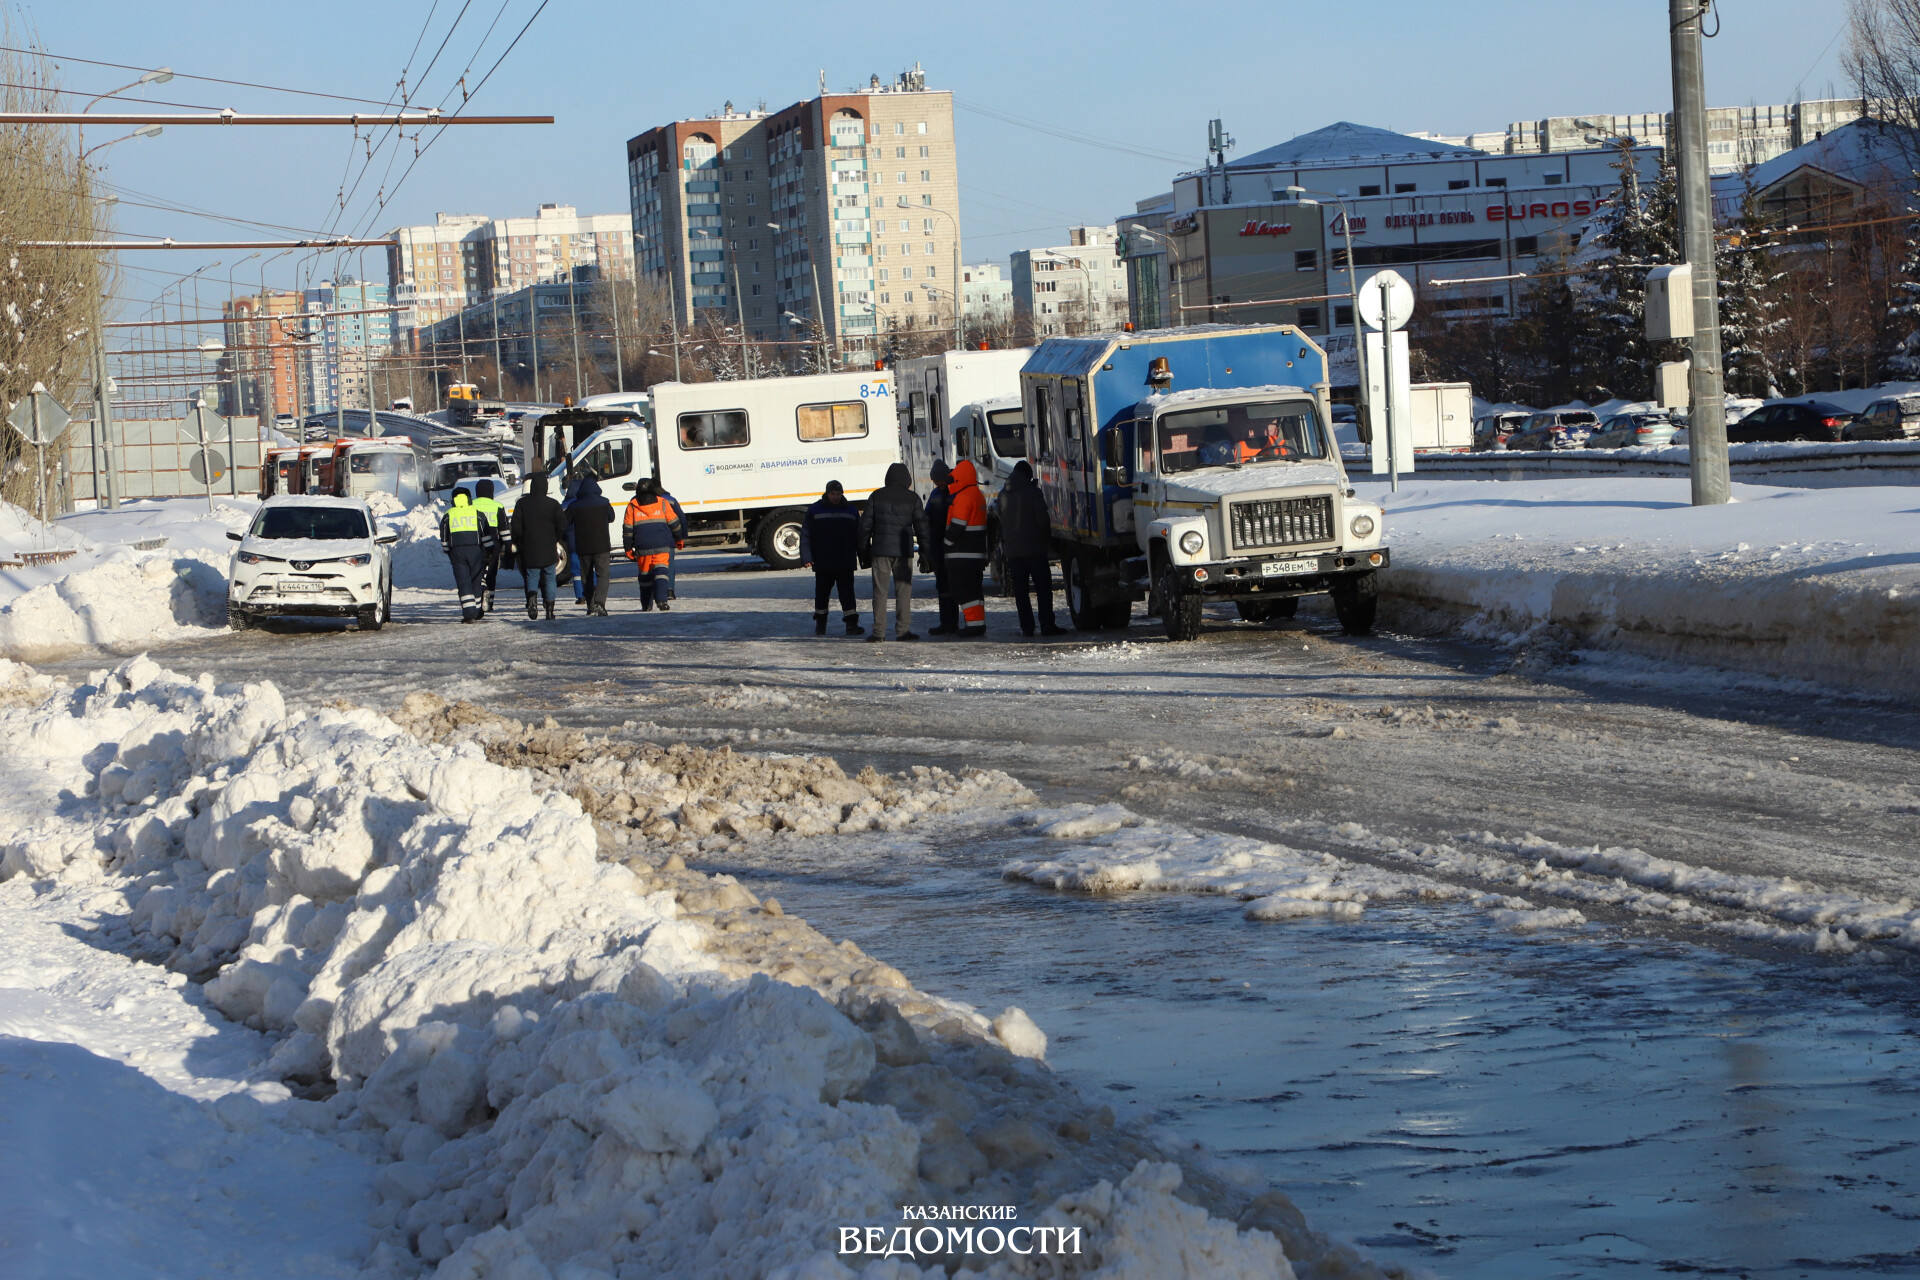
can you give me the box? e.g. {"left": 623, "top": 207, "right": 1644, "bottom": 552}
{"left": 1505, "top": 410, "right": 1598, "bottom": 451}
{"left": 1472, "top": 411, "right": 1531, "bottom": 451}
{"left": 1842, "top": 394, "right": 1920, "bottom": 441}
{"left": 1588, "top": 411, "right": 1679, "bottom": 449}
{"left": 225, "top": 495, "right": 397, "bottom": 632}
{"left": 1727, "top": 400, "right": 1855, "bottom": 443}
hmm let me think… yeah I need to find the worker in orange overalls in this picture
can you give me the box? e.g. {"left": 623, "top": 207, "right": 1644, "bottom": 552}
{"left": 622, "top": 476, "right": 686, "bottom": 612}
{"left": 944, "top": 458, "right": 989, "bottom": 637}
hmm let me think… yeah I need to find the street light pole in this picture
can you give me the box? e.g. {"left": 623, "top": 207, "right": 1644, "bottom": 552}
{"left": 902, "top": 201, "right": 963, "bottom": 350}
{"left": 1669, "top": 0, "right": 1729, "bottom": 506}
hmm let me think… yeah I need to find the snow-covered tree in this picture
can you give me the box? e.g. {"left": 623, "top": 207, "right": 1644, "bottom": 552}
{"left": 1718, "top": 175, "right": 1789, "bottom": 397}
{"left": 1571, "top": 140, "right": 1684, "bottom": 401}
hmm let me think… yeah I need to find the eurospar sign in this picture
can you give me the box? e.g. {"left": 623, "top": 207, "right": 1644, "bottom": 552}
{"left": 1489, "top": 199, "right": 1595, "bottom": 221}
{"left": 1237, "top": 200, "right": 1597, "bottom": 238}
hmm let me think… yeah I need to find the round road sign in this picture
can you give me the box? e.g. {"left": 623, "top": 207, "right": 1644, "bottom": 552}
{"left": 1358, "top": 269, "right": 1416, "bottom": 332}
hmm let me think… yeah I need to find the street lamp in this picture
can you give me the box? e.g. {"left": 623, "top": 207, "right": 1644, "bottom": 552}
{"left": 78, "top": 66, "right": 171, "bottom": 155}
{"left": 1277, "top": 185, "right": 1367, "bottom": 411}
{"left": 1123, "top": 226, "right": 1182, "bottom": 330}
{"left": 80, "top": 123, "right": 161, "bottom": 163}
{"left": 1036, "top": 252, "right": 1094, "bottom": 336}
{"left": 897, "top": 199, "right": 963, "bottom": 350}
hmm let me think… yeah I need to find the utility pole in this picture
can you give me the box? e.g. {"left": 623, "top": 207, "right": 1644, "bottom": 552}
{"left": 91, "top": 332, "right": 119, "bottom": 508}
{"left": 567, "top": 275, "right": 584, "bottom": 398}
{"left": 1670, "top": 0, "right": 1728, "bottom": 506}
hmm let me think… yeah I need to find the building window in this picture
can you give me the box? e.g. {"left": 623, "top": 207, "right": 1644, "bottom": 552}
{"left": 921, "top": 194, "right": 932, "bottom": 206}
{"left": 895, "top": 122, "right": 906, "bottom": 135}
{"left": 880, "top": 292, "right": 891, "bottom": 304}
{"left": 1394, "top": 183, "right": 1415, "bottom": 193}
{"left": 904, "top": 291, "right": 915, "bottom": 302}
{"left": 879, "top": 268, "right": 889, "bottom": 282}
{"left": 1297, "top": 306, "right": 1321, "bottom": 328}
{"left": 927, "top": 265, "right": 936, "bottom": 277}
{"left": 895, "top": 147, "right": 906, "bottom": 158}
{"left": 897, "top": 171, "right": 907, "bottom": 183}
{"left": 1448, "top": 179, "right": 1470, "bottom": 190}
{"left": 1294, "top": 249, "right": 1317, "bottom": 272}
{"left": 1514, "top": 236, "right": 1539, "bottom": 256}
{"left": 919, "top": 145, "right": 929, "bottom": 158}
{"left": 902, "top": 266, "right": 914, "bottom": 279}
{"left": 1486, "top": 177, "right": 1507, "bottom": 188}
{"left": 1334, "top": 304, "right": 1354, "bottom": 327}
{"left": 1359, "top": 185, "right": 1381, "bottom": 196}
{"left": 919, "top": 170, "right": 930, "bottom": 182}
{"left": 1544, "top": 173, "right": 1564, "bottom": 185}
{"left": 917, "top": 122, "right": 927, "bottom": 134}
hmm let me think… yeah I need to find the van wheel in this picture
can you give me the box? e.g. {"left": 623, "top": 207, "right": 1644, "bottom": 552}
{"left": 756, "top": 510, "right": 805, "bottom": 569}
{"left": 227, "top": 603, "right": 253, "bottom": 631}
{"left": 1330, "top": 572, "right": 1378, "bottom": 636}
{"left": 1063, "top": 555, "right": 1098, "bottom": 631}
{"left": 1161, "top": 568, "right": 1202, "bottom": 641}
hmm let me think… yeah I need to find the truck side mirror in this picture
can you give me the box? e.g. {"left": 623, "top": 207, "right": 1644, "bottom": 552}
{"left": 1102, "top": 429, "right": 1126, "bottom": 471}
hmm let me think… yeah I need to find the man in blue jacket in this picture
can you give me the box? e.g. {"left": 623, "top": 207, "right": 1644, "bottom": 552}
{"left": 800, "top": 479, "right": 864, "bottom": 636}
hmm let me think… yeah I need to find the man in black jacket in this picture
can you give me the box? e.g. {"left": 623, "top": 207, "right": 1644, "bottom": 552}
{"left": 800, "top": 479, "right": 864, "bottom": 636}
{"left": 509, "top": 472, "right": 569, "bottom": 620}
{"left": 995, "top": 461, "right": 1064, "bottom": 636}
{"left": 565, "top": 477, "right": 617, "bottom": 616}
{"left": 857, "top": 462, "right": 929, "bottom": 642}
{"left": 924, "top": 459, "right": 959, "bottom": 635}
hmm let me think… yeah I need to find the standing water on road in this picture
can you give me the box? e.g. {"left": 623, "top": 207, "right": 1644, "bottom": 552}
{"left": 715, "top": 824, "right": 1920, "bottom": 1278}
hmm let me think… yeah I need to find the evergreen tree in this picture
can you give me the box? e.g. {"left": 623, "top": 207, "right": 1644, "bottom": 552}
{"left": 1717, "top": 176, "right": 1787, "bottom": 397}
{"left": 1571, "top": 140, "right": 1684, "bottom": 401}
{"left": 1884, "top": 182, "right": 1920, "bottom": 379}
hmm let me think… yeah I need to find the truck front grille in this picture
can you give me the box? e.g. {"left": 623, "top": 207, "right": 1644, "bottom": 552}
{"left": 1229, "top": 494, "right": 1334, "bottom": 551}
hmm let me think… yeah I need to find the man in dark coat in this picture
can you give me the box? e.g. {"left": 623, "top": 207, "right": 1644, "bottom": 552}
{"left": 438, "top": 489, "right": 497, "bottom": 623}
{"left": 508, "top": 471, "right": 568, "bottom": 620}
{"left": 565, "top": 477, "right": 617, "bottom": 616}
{"left": 995, "top": 460, "right": 1064, "bottom": 636}
{"left": 857, "top": 462, "right": 929, "bottom": 642}
{"left": 800, "top": 479, "right": 864, "bottom": 636}
{"left": 472, "top": 478, "right": 504, "bottom": 613}
{"left": 923, "top": 459, "right": 959, "bottom": 635}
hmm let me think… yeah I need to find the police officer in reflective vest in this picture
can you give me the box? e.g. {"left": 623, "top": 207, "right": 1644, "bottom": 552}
{"left": 943, "top": 458, "right": 989, "bottom": 637}
{"left": 439, "top": 489, "right": 497, "bottom": 623}
{"left": 622, "top": 477, "right": 686, "bottom": 611}
{"left": 471, "top": 478, "right": 504, "bottom": 613}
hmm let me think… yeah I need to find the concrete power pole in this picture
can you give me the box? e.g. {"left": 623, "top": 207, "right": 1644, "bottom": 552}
{"left": 1669, "top": 0, "right": 1728, "bottom": 506}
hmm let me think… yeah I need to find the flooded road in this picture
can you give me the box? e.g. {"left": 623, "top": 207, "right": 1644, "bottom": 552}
{"left": 716, "top": 825, "right": 1920, "bottom": 1278}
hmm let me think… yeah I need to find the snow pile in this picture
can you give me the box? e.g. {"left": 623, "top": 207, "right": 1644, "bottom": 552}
{"left": 386, "top": 502, "right": 450, "bottom": 590}
{"left": 1002, "top": 804, "right": 1583, "bottom": 931}
{"left": 0, "top": 663, "right": 1409, "bottom": 1280}
{"left": 1370, "top": 477, "right": 1920, "bottom": 693}
{"left": 388, "top": 691, "right": 1037, "bottom": 853}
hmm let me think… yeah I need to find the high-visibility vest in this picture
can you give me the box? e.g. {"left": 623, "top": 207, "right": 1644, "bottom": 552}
{"left": 472, "top": 496, "right": 502, "bottom": 528}
{"left": 446, "top": 503, "right": 480, "bottom": 534}
{"left": 624, "top": 496, "right": 678, "bottom": 553}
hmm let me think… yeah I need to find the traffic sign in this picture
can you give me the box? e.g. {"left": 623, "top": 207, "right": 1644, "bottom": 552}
{"left": 184, "top": 401, "right": 227, "bottom": 444}
{"left": 1358, "top": 269, "right": 1416, "bottom": 332}
{"left": 7, "top": 385, "right": 70, "bottom": 445}
{"left": 190, "top": 448, "right": 227, "bottom": 484}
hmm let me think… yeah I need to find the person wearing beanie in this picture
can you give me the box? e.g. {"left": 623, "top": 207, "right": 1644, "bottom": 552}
{"left": 800, "top": 479, "right": 863, "bottom": 636}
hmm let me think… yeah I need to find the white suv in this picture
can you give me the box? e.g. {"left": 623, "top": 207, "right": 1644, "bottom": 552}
{"left": 227, "top": 496, "right": 396, "bottom": 632}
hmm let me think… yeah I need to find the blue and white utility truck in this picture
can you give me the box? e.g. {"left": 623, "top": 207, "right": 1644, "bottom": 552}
{"left": 1022, "top": 324, "right": 1388, "bottom": 640}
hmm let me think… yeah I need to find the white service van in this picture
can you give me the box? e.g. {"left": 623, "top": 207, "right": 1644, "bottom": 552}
{"left": 893, "top": 348, "right": 1032, "bottom": 495}
{"left": 501, "top": 369, "right": 900, "bottom": 569}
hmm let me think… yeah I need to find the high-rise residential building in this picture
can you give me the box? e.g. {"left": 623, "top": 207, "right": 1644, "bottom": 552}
{"left": 1010, "top": 227, "right": 1130, "bottom": 338}
{"left": 301, "top": 280, "right": 394, "bottom": 414}
{"left": 222, "top": 289, "right": 304, "bottom": 420}
{"left": 387, "top": 205, "right": 634, "bottom": 333}
{"left": 624, "top": 64, "right": 959, "bottom": 359}
{"left": 960, "top": 262, "right": 1013, "bottom": 328}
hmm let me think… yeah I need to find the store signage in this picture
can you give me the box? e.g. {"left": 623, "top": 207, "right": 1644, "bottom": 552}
{"left": 1488, "top": 200, "right": 1594, "bottom": 221}
{"left": 1383, "top": 211, "right": 1477, "bottom": 229}
{"left": 1238, "top": 220, "right": 1293, "bottom": 237}
{"left": 1330, "top": 214, "right": 1366, "bottom": 234}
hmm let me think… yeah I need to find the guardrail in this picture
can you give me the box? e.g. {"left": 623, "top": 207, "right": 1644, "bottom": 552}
{"left": 0, "top": 549, "right": 79, "bottom": 569}
{"left": 1349, "top": 440, "right": 1920, "bottom": 487}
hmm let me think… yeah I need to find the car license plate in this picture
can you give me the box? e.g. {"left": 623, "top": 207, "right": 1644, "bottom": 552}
{"left": 1261, "top": 559, "right": 1314, "bottom": 576}
{"left": 278, "top": 580, "right": 321, "bottom": 593}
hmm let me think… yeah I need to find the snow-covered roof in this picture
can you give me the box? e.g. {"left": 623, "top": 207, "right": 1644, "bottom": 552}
{"left": 1143, "top": 384, "right": 1316, "bottom": 409}
{"left": 1742, "top": 117, "right": 1918, "bottom": 194}
{"left": 1226, "top": 121, "right": 1490, "bottom": 171}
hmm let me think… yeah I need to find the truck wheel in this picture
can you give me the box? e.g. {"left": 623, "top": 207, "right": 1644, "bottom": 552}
{"left": 227, "top": 603, "right": 253, "bottom": 631}
{"left": 987, "top": 525, "right": 1010, "bottom": 597}
{"left": 1098, "top": 600, "right": 1132, "bottom": 630}
{"left": 756, "top": 509, "right": 806, "bottom": 570}
{"left": 1236, "top": 597, "right": 1298, "bottom": 623}
{"left": 1063, "top": 554, "right": 1098, "bottom": 631}
{"left": 1160, "top": 568, "right": 1202, "bottom": 642}
{"left": 1330, "top": 572, "right": 1378, "bottom": 636}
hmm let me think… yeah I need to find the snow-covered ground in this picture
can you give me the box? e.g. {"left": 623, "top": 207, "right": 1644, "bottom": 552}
{"left": 0, "top": 658, "right": 1406, "bottom": 1280}
{"left": 1369, "top": 475, "right": 1920, "bottom": 693}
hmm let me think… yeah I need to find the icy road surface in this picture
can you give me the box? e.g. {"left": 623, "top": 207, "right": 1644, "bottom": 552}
{"left": 47, "top": 547, "right": 1920, "bottom": 1275}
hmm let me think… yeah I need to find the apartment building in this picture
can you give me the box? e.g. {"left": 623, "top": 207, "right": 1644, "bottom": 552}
{"left": 961, "top": 262, "right": 1013, "bottom": 328}
{"left": 301, "top": 280, "right": 394, "bottom": 415}
{"left": 221, "top": 289, "right": 304, "bottom": 420}
{"left": 387, "top": 205, "right": 634, "bottom": 333}
{"left": 624, "top": 64, "right": 960, "bottom": 358}
{"left": 1010, "top": 226, "right": 1130, "bottom": 337}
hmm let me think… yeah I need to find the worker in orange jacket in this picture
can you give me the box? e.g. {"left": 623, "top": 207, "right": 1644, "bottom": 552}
{"left": 622, "top": 476, "right": 686, "bottom": 611}
{"left": 944, "top": 458, "right": 989, "bottom": 637}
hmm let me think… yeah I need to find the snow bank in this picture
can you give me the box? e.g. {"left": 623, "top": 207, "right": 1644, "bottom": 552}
{"left": 387, "top": 502, "right": 450, "bottom": 590}
{"left": 1001, "top": 804, "right": 1582, "bottom": 933}
{"left": 1370, "top": 477, "right": 1920, "bottom": 694}
{"left": 0, "top": 662, "right": 1412, "bottom": 1280}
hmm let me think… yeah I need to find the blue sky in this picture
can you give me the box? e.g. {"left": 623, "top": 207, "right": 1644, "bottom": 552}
{"left": 26, "top": 0, "right": 1852, "bottom": 319}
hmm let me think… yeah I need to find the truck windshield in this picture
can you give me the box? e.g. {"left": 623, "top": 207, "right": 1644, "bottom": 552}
{"left": 253, "top": 506, "right": 370, "bottom": 540}
{"left": 986, "top": 409, "right": 1026, "bottom": 459}
{"left": 1157, "top": 400, "right": 1326, "bottom": 473}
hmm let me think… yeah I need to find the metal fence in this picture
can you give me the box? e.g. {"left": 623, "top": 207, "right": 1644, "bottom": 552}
{"left": 66, "top": 415, "right": 266, "bottom": 504}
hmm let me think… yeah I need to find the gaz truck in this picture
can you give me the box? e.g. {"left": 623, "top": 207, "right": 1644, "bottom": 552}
{"left": 1023, "top": 324, "right": 1388, "bottom": 640}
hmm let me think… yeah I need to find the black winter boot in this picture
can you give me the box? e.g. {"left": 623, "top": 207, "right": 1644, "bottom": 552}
{"left": 526, "top": 595, "right": 538, "bottom": 620}
{"left": 844, "top": 613, "right": 864, "bottom": 636}
{"left": 814, "top": 611, "right": 827, "bottom": 636}
{"left": 545, "top": 600, "right": 556, "bottom": 620}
